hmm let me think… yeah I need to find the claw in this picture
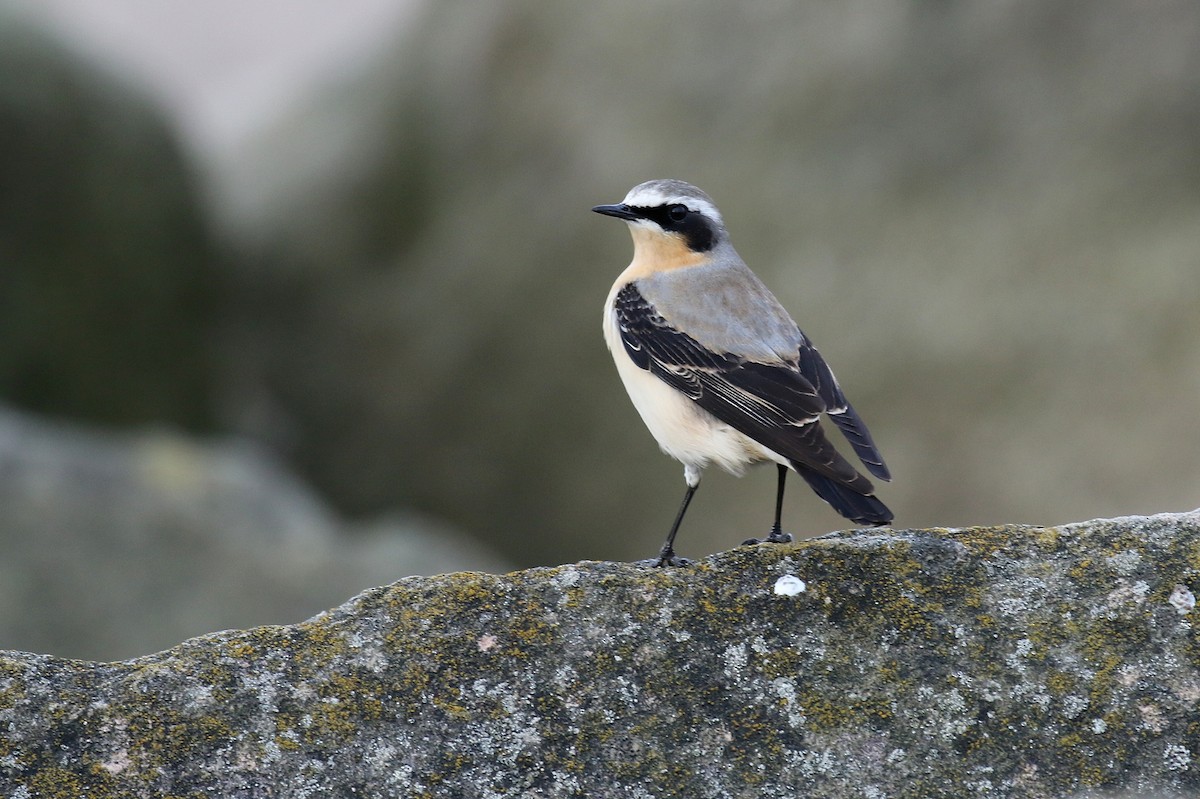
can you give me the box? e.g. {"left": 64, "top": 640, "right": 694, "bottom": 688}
{"left": 649, "top": 549, "right": 692, "bottom": 568}
{"left": 743, "top": 529, "right": 793, "bottom": 546}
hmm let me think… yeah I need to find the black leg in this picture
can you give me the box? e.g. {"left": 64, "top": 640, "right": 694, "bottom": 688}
{"left": 743, "top": 465, "right": 794, "bottom": 546}
{"left": 654, "top": 482, "right": 698, "bottom": 567}
{"left": 770, "top": 464, "right": 787, "bottom": 538}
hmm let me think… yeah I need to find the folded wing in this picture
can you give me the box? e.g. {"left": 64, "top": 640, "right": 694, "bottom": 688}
{"left": 613, "top": 283, "right": 885, "bottom": 495}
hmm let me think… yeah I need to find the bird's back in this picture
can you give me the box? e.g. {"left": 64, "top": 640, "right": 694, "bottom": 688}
{"left": 634, "top": 249, "right": 803, "bottom": 365}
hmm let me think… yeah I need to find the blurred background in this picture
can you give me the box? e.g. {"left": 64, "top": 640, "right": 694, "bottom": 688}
{"left": 1, "top": 1, "right": 1198, "bottom": 660}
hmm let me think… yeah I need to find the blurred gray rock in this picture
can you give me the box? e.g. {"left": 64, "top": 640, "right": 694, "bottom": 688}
{"left": 3, "top": 512, "right": 1199, "bottom": 797}
{"left": 214, "top": 2, "right": 1200, "bottom": 567}
{"left": 0, "top": 15, "right": 222, "bottom": 431}
{"left": 0, "top": 406, "right": 507, "bottom": 662}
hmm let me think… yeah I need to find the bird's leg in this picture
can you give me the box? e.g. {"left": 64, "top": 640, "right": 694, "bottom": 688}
{"left": 654, "top": 466, "right": 701, "bottom": 567}
{"left": 743, "top": 464, "right": 794, "bottom": 546}
{"left": 767, "top": 464, "right": 793, "bottom": 543}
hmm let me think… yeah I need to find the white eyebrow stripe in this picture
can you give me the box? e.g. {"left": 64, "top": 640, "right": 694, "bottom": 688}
{"left": 621, "top": 187, "right": 723, "bottom": 226}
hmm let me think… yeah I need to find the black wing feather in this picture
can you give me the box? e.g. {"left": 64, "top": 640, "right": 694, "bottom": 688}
{"left": 797, "top": 340, "right": 891, "bottom": 481}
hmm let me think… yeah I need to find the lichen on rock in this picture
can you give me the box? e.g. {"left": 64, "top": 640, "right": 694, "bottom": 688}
{"left": 2, "top": 512, "right": 1200, "bottom": 798}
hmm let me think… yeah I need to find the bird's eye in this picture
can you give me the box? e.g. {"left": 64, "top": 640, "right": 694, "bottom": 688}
{"left": 668, "top": 204, "right": 688, "bottom": 222}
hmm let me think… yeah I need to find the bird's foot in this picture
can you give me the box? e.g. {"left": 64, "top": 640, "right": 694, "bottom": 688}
{"left": 649, "top": 546, "right": 692, "bottom": 568}
{"left": 742, "top": 527, "right": 793, "bottom": 546}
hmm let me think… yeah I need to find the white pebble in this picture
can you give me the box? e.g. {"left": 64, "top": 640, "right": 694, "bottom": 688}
{"left": 773, "top": 574, "right": 807, "bottom": 596}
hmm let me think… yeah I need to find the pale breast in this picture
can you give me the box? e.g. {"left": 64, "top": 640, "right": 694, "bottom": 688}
{"left": 603, "top": 287, "right": 785, "bottom": 476}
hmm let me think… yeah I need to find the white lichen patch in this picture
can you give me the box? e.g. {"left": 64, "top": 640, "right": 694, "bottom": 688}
{"left": 1163, "top": 743, "right": 1192, "bottom": 771}
{"left": 769, "top": 677, "right": 805, "bottom": 728}
{"left": 241, "top": 670, "right": 280, "bottom": 714}
{"left": 1101, "top": 579, "right": 1150, "bottom": 616}
{"left": 723, "top": 643, "right": 749, "bottom": 678}
{"left": 291, "top": 684, "right": 317, "bottom": 702}
{"left": 1168, "top": 584, "right": 1195, "bottom": 615}
{"left": 182, "top": 682, "right": 215, "bottom": 707}
{"left": 994, "top": 575, "right": 1053, "bottom": 617}
{"left": 261, "top": 739, "right": 283, "bottom": 765}
{"left": 1140, "top": 703, "right": 1167, "bottom": 734}
{"left": 277, "top": 728, "right": 301, "bottom": 749}
{"left": 796, "top": 748, "right": 838, "bottom": 779}
{"left": 1117, "top": 664, "right": 1143, "bottom": 688}
{"left": 552, "top": 566, "right": 581, "bottom": 590}
{"left": 1173, "top": 677, "right": 1200, "bottom": 703}
{"left": 349, "top": 641, "right": 389, "bottom": 673}
{"left": 551, "top": 664, "right": 579, "bottom": 690}
{"left": 653, "top": 600, "right": 679, "bottom": 633}
{"left": 1060, "top": 694, "right": 1089, "bottom": 719}
{"left": 1104, "top": 549, "right": 1142, "bottom": 575}
{"left": 1005, "top": 638, "right": 1035, "bottom": 673}
{"left": 914, "top": 686, "right": 970, "bottom": 740}
{"left": 101, "top": 749, "right": 132, "bottom": 774}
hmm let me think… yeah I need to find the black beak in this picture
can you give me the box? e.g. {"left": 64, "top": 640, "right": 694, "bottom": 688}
{"left": 591, "top": 203, "right": 641, "bottom": 221}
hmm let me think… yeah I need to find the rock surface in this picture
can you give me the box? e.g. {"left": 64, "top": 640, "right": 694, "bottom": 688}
{"left": 3, "top": 512, "right": 1199, "bottom": 798}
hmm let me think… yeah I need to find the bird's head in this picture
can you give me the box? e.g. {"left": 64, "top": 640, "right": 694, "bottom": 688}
{"left": 593, "top": 179, "right": 727, "bottom": 259}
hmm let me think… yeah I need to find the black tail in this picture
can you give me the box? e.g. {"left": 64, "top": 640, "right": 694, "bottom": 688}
{"left": 794, "top": 465, "right": 893, "bottom": 526}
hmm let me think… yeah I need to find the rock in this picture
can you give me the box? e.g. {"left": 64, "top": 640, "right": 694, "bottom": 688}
{"left": 0, "top": 405, "right": 507, "bottom": 662}
{"left": 3, "top": 512, "right": 1198, "bottom": 797}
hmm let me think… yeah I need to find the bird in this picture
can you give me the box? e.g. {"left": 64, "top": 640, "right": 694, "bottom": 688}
{"left": 594, "top": 179, "right": 892, "bottom": 566}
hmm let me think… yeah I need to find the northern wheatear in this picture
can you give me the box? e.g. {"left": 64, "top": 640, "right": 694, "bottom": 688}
{"left": 595, "top": 179, "right": 892, "bottom": 566}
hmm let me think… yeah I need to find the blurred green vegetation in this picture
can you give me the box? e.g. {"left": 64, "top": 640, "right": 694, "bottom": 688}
{"left": 0, "top": 22, "right": 223, "bottom": 430}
